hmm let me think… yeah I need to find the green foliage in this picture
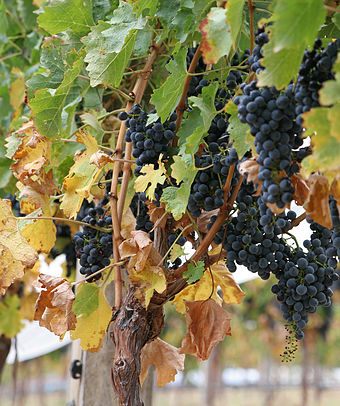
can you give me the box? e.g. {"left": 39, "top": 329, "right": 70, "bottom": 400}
{"left": 259, "top": 0, "right": 326, "bottom": 88}
{"left": 29, "top": 50, "right": 85, "bottom": 138}
{"left": 72, "top": 284, "right": 99, "bottom": 317}
{"left": 225, "top": 101, "right": 252, "bottom": 157}
{"left": 38, "top": 0, "right": 94, "bottom": 36}
{"left": 150, "top": 48, "right": 187, "bottom": 122}
{"left": 183, "top": 261, "right": 205, "bottom": 284}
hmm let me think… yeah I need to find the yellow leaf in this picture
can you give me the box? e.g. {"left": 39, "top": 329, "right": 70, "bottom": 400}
{"left": 70, "top": 288, "right": 112, "bottom": 352}
{"left": 134, "top": 162, "right": 166, "bottom": 200}
{"left": 21, "top": 195, "right": 57, "bottom": 253}
{"left": 172, "top": 253, "right": 244, "bottom": 314}
{"left": 11, "top": 122, "right": 55, "bottom": 192}
{"left": 209, "top": 260, "right": 245, "bottom": 304}
{"left": 60, "top": 130, "right": 101, "bottom": 218}
{"left": 0, "top": 199, "right": 38, "bottom": 296}
{"left": 129, "top": 261, "right": 166, "bottom": 307}
{"left": 140, "top": 338, "right": 185, "bottom": 387}
{"left": 10, "top": 77, "right": 25, "bottom": 111}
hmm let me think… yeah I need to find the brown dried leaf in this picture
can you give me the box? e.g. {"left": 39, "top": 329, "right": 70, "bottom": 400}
{"left": 149, "top": 203, "right": 169, "bottom": 229}
{"left": 303, "top": 174, "right": 332, "bottom": 229}
{"left": 291, "top": 173, "right": 310, "bottom": 206}
{"left": 140, "top": 338, "right": 185, "bottom": 387}
{"left": 34, "top": 274, "right": 76, "bottom": 336}
{"left": 179, "top": 299, "right": 231, "bottom": 360}
{"left": 10, "top": 122, "right": 57, "bottom": 195}
{"left": 119, "top": 230, "right": 153, "bottom": 272}
{"left": 239, "top": 157, "right": 262, "bottom": 195}
{"left": 331, "top": 177, "right": 340, "bottom": 214}
{"left": 89, "top": 150, "right": 114, "bottom": 168}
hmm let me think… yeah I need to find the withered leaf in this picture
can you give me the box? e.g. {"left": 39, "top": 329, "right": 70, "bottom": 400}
{"left": 34, "top": 274, "right": 76, "bottom": 336}
{"left": 89, "top": 150, "right": 114, "bottom": 168}
{"left": 179, "top": 299, "right": 231, "bottom": 360}
{"left": 303, "top": 174, "right": 332, "bottom": 229}
{"left": 291, "top": 173, "right": 310, "bottom": 206}
{"left": 140, "top": 338, "right": 185, "bottom": 387}
{"left": 119, "top": 230, "right": 153, "bottom": 272}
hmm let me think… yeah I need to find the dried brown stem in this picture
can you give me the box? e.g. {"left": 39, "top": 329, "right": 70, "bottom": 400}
{"left": 117, "top": 45, "right": 161, "bottom": 224}
{"left": 175, "top": 43, "right": 203, "bottom": 133}
{"left": 171, "top": 174, "right": 244, "bottom": 281}
{"left": 109, "top": 44, "right": 161, "bottom": 309}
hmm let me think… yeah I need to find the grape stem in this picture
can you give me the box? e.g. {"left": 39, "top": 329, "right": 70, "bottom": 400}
{"left": 13, "top": 216, "right": 112, "bottom": 233}
{"left": 109, "top": 43, "right": 161, "bottom": 309}
{"left": 287, "top": 211, "right": 307, "bottom": 231}
{"left": 174, "top": 43, "right": 203, "bottom": 135}
{"left": 71, "top": 261, "right": 127, "bottom": 286}
{"left": 171, "top": 169, "right": 244, "bottom": 281}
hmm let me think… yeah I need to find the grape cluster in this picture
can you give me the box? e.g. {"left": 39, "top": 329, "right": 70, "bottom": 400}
{"left": 272, "top": 218, "right": 338, "bottom": 340}
{"left": 130, "top": 193, "right": 154, "bottom": 234}
{"left": 236, "top": 28, "right": 303, "bottom": 208}
{"left": 73, "top": 206, "right": 113, "bottom": 281}
{"left": 120, "top": 104, "right": 177, "bottom": 176}
{"left": 295, "top": 38, "right": 340, "bottom": 125}
{"left": 187, "top": 48, "right": 249, "bottom": 97}
{"left": 211, "top": 180, "right": 293, "bottom": 279}
{"left": 188, "top": 148, "right": 239, "bottom": 217}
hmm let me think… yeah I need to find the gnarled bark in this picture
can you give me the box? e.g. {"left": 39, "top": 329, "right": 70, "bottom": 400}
{"left": 111, "top": 288, "right": 164, "bottom": 406}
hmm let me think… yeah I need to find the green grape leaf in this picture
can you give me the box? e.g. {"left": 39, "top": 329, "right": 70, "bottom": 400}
{"left": 171, "top": 154, "right": 198, "bottom": 184}
{"left": 150, "top": 48, "right": 187, "bottom": 122}
{"left": 17, "top": 0, "right": 37, "bottom": 31}
{"left": 134, "top": 28, "right": 153, "bottom": 56}
{"left": 29, "top": 50, "right": 85, "bottom": 139}
{"left": 180, "top": 82, "right": 218, "bottom": 155}
{"left": 38, "top": 0, "right": 94, "bottom": 36}
{"left": 270, "top": 0, "right": 326, "bottom": 52}
{"left": 225, "top": 101, "right": 251, "bottom": 157}
{"left": 72, "top": 284, "right": 99, "bottom": 317}
{"left": 259, "top": 0, "right": 326, "bottom": 88}
{"left": 200, "top": 7, "right": 232, "bottom": 64}
{"left": 0, "top": 295, "right": 24, "bottom": 338}
{"left": 161, "top": 185, "right": 191, "bottom": 220}
{"left": 134, "top": 0, "right": 159, "bottom": 17}
{"left": 0, "top": 0, "right": 9, "bottom": 34}
{"left": 26, "top": 37, "right": 67, "bottom": 100}
{"left": 258, "top": 41, "right": 304, "bottom": 89}
{"left": 183, "top": 260, "right": 205, "bottom": 284}
{"left": 82, "top": 3, "right": 145, "bottom": 87}
{"left": 177, "top": 108, "right": 203, "bottom": 147}
{"left": 189, "top": 82, "right": 218, "bottom": 129}
{"left": 226, "top": 0, "right": 245, "bottom": 48}
{"left": 319, "top": 55, "right": 340, "bottom": 106}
